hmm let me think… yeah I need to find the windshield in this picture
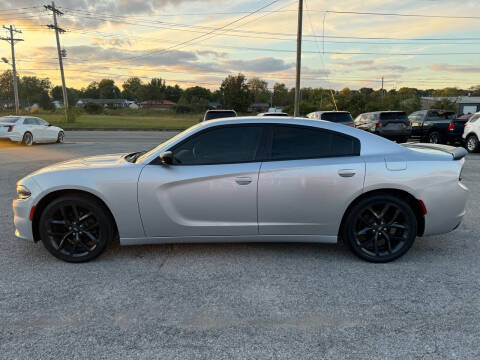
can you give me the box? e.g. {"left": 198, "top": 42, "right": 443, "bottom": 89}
{"left": 321, "top": 112, "right": 353, "bottom": 122}
{"left": 204, "top": 111, "right": 236, "bottom": 121}
{"left": 0, "top": 117, "right": 19, "bottom": 123}
{"left": 136, "top": 123, "right": 203, "bottom": 163}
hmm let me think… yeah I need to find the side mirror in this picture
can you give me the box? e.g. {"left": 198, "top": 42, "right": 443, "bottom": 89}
{"left": 159, "top": 151, "right": 173, "bottom": 165}
{"left": 47, "top": 123, "right": 51, "bottom": 127}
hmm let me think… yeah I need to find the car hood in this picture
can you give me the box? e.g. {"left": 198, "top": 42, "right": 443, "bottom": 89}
{"left": 28, "top": 153, "right": 131, "bottom": 176}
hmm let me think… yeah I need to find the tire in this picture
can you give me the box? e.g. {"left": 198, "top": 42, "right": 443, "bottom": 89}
{"left": 38, "top": 195, "right": 114, "bottom": 262}
{"left": 466, "top": 134, "right": 479, "bottom": 153}
{"left": 428, "top": 131, "right": 443, "bottom": 144}
{"left": 22, "top": 132, "right": 33, "bottom": 146}
{"left": 342, "top": 194, "right": 417, "bottom": 263}
{"left": 57, "top": 131, "right": 64, "bottom": 144}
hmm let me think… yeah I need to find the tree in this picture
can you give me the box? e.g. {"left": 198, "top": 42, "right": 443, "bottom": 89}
{"left": 247, "top": 77, "right": 270, "bottom": 104}
{"left": 98, "top": 79, "right": 120, "bottom": 99}
{"left": 272, "top": 83, "right": 289, "bottom": 107}
{"left": 19, "top": 75, "right": 52, "bottom": 109}
{"left": 165, "top": 84, "right": 183, "bottom": 103}
{"left": 81, "top": 81, "right": 100, "bottom": 99}
{"left": 220, "top": 74, "right": 250, "bottom": 112}
{"left": 51, "top": 86, "right": 79, "bottom": 106}
{"left": 143, "top": 78, "right": 166, "bottom": 100}
{"left": 0, "top": 70, "right": 14, "bottom": 101}
{"left": 122, "top": 77, "right": 143, "bottom": 100}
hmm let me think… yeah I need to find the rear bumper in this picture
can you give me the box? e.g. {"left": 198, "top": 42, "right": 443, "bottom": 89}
{"left": 422, "top": 181, "right": 468, "bottom": 236}
{"left": 0, "top": 132, "right": 22, "bottom": 142}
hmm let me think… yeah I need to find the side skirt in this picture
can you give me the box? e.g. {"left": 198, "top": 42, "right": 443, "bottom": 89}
{"left": 120, "top": 234, "right": 338, "bottom": 246}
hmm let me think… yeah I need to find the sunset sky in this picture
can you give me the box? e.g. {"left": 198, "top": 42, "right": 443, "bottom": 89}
{"left": 1, "top": 0, "right": 480, "bottom": 91}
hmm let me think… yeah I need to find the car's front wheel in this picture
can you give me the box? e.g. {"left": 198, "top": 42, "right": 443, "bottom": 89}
{"left": 466, "top": 134, "right": 479, "bottom": 153}
{"left": 342, "top": 194, "right": 417, "bottom": 262}
{"left": 39, "top": 194, "right": 114, "bottom": 262}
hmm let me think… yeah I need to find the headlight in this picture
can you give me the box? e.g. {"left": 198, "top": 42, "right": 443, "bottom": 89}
{"left": 16, "top": 185, "right": 31, "bottom": 200}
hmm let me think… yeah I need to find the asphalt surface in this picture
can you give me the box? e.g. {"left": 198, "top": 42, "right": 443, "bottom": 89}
{"left": 1, "top": 131, "right": 479, "bottom": 359}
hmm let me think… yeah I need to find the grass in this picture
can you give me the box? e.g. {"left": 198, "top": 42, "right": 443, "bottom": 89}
{"left": 1, "top": 111, "right": 202, "bottom": 130}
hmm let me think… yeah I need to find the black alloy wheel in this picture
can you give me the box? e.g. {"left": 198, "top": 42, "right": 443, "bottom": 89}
{"left": 343, "top": 195, "right": 417, "bottom": 262}
{"left": 39, "top": 195, "right": 114, "bottom": 262}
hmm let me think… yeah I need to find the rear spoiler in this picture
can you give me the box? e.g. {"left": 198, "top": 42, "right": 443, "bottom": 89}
{"left": 403, "top": 143, "right": 467, "bottom": 160}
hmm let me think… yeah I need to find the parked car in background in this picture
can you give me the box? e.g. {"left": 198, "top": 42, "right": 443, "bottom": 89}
{"left": 257, "top": 112, "right": 288, "bottom": 117}
{"left": 354, "top": 111, "right": 411, "bottom": 143}
{"left": 409, "top": 110, "right": 467, "bottom": 144}
{"left": 0, "top": 116, "right": 64, "bottom": 146}
{"left": 202, "top": 110, "right": 237, "bottom": 122}
{"left": 14, "top": 117, "right": 468, "bottom": 263}
{"left": 306, "top": 111, "right": 355, "bottom": 127}
{"left": 462, "top": 111, "right": 480, "bottom": 152}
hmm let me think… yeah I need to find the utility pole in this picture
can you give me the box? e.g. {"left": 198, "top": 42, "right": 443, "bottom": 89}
{"left": 381, "top": 76, "right": 384, "bottom": 102}
{"left": 294, "top": 0, "right": 303, "bottom": 117}
{"left": 45, "top": 2, "right": 70, "bottom": 122}
{"left": 1, "top": 25, "right": 23, "bottom": 114}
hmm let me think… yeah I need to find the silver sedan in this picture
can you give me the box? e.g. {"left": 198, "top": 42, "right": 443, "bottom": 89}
{"left": 13, "top": 117, "right": 469, "bottom": 263}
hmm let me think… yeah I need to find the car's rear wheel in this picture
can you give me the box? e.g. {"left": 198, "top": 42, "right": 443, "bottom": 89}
{"left": 39, "top": 195, "right": 114, "bottom": 262}
{"left": 428, "top": 131, "right": 443, "bottom": 144}
{"left": 22, "top": 132, "right": 33, "bottom": 146}
{"left": 466, "top": 134, "right": 479, "bottom": 153}
{"left": 342, "top": 195, "right": 417, "bottom": 263}
{"left": 57, "top": 131, "right": 64, "bottom": 143}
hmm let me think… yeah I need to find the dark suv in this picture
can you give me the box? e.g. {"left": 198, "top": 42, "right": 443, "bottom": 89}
{"left": 202, "top": 110, "right": 237, "bottom": 122}
{"left": 354, "top": 111, "right": 411, "bottom": 142}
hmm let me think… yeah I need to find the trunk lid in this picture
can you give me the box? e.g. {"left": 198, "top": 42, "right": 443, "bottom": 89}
{"left": 402, "top": 143, "right": 467, "bottom": 160}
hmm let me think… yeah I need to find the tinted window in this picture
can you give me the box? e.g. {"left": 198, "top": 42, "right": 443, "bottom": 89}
{"left": 379, "top": 112, "right": 407, "bottom": 121}
{"left": 23, "top": 118, "right": 36, "bottom": 125}
{"left": 428, "top": 110, "right": 456, "bottom": 120}
{"left": 35, "top": 118, "right": 47, "bottom": 125}
{"left": 0, "top": 117, "right": 18, "bottom": 123}
{"left": 204, "top": 111, "right": 237, "bottom": 121}
{"left": 270, "top": 125, "right": 360, "bottom": 160}
{"left": 321, "top": 112, "right": 353, "bottom": 123}
{"left": 172, "top": 125, "right": 263, "bottom": 165}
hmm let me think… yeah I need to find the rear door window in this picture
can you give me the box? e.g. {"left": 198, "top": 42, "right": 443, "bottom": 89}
{"left": 269, "top": 125, "right": 360, "bottom": 161}
{"left": 0, "top": 117, "right": 18, "bottom": 123}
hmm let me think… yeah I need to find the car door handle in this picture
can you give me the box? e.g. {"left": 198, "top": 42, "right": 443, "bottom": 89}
{"left": 338, "top": 169, "right": 356, "bottom": 178}
{"left": 235, "top": 176, "right": 252, "bottom": 185}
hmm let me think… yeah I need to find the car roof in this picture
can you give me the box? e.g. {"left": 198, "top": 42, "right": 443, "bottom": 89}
{"left": 206, "top": 109, "right": 236, "bottom": 112}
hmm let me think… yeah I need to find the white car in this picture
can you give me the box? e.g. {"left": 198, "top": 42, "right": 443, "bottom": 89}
{"left": 0, "top": 115, "right": 64, "bottom": 146}
{"left": 462, "top": 111, "right": 480, "bottom": 152}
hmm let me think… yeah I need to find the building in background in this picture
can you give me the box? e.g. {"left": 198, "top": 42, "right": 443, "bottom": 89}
{"left": 139, "top": 100, "right": 176, "bottom": 110}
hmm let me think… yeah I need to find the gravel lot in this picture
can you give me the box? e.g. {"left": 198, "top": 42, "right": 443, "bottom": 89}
{"left": 1, "top": 131, "right": 479, "bottom": 359}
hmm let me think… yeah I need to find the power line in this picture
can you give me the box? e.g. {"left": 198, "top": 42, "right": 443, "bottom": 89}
{"left": 309, "top": 9, "right": 480, "bottom": 20}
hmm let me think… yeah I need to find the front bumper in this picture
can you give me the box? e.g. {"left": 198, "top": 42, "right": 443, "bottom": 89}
{"left": 12, "top": 197, "right": 35, "bottom": 241}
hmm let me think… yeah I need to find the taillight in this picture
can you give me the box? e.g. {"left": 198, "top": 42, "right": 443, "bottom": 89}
{"left": 3, "top": 125, "right": 14, "bottom": 132}
{"left": 375, "top": 121, "right": 382, "bottom": 128}
{"left": 448, "top": 122, "right": 455, "bottom": 131}
{"left": 346, "top": 122, "right": 355, "bottom": 127}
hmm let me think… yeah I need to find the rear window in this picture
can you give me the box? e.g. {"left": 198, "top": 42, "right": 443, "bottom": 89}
{"left": 379, "top": 112, "right": 407, "bottom": 121}
{"left": 0, "top": 117, "right": 18, "bottom": 123}
{"left": 429, "top": 110, "right": 456, "bottom": 120}
{"left": 204, "top": 111, "right": 237, "bottom": 121}
{"left": 321, "top": 112, "right": 353, "bottom": 123}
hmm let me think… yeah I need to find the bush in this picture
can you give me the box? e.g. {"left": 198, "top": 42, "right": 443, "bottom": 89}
{"left": 84, "top": 102, "right": 104, "bottom": 114}
{"left": 174, "top": 104, "right": 193, "bottom": 113}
